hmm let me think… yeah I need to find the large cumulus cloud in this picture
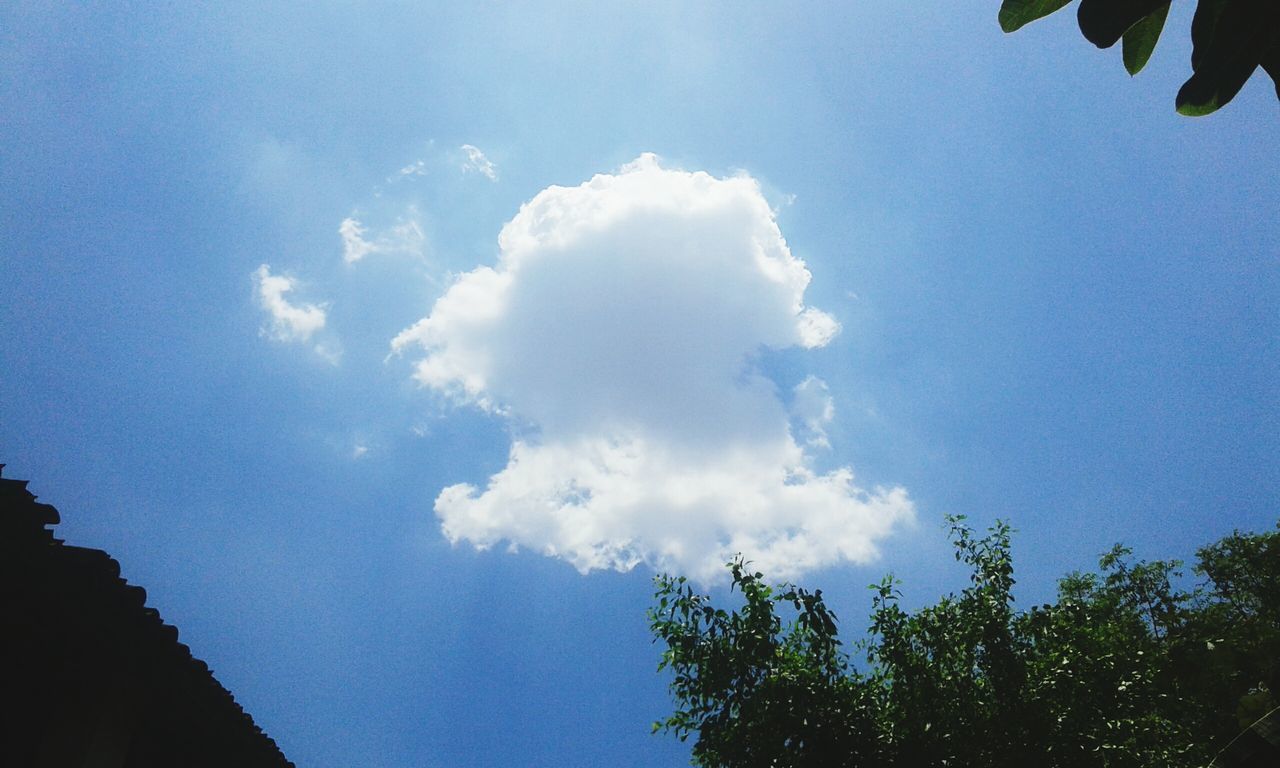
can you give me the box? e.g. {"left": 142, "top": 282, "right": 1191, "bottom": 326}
{"left": 393, "top": 154, "right": 911, "bottom": 581}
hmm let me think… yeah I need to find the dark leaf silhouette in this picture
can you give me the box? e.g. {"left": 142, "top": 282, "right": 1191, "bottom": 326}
{"left": 1077, "top": 0, "right": 1171, "bottom": 49}
{"left": 998, "top": 0, "right": 1280, "bottom": 115}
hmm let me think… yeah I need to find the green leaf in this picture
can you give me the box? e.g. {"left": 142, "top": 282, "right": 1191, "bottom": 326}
{"left": 1077, "top": 0, "right": 1170, "bottom": 49}
{"left": 1176, "top": 60, "right": 1261, "bottom": 115}
{"left": 1177, "top": 0, "right": 1270, "bottom": 116}
{"left": 999, "top": 0, "right": 1074, "bottom": 33}
{"left": 1122, "top": 3, "right": 1170, "bottom": 75}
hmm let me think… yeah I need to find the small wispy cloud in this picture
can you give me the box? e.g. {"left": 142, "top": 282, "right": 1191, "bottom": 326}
{"left": 460, "top": 144, "right": 498, "bottom": 181}
{"left": 340, "top": 218, "right": 379, "bottom": 264}
{"left": 254, "top": 264, "right": 327, "bottom": 343}
{"left": 387, "top": 159, "right": 427, "bottom": 184}
{"left": 388, "top": 215, "right": 425, "bottom": 253}
{"left": 313, "top": 341, "right": 343, "bottom": 365}
{"left": 340, "top": 209, "right": 425, "bottom": 264}
{"left": 792, "top": 376, "right": 835, "bottom": 450}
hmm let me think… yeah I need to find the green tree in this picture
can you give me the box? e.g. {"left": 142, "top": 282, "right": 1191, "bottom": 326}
{"left": 651, "top": 518, "right": 1279, "bottom": 767}
{"left": 998, "top": 0, "right": 1280, "bottom": 115}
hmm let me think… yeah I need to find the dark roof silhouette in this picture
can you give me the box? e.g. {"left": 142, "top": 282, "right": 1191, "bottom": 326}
{"left": 0, "top": 465, "right": 294, "bottom": 768}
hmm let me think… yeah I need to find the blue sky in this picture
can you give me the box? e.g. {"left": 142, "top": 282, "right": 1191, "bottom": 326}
{"left": 2, "top": 3, "right": 1277, "bottom": 766}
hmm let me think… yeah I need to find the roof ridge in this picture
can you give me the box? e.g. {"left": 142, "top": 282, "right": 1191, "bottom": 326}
{"left": 2, "top": 465, "right": 295, "bottom": 767}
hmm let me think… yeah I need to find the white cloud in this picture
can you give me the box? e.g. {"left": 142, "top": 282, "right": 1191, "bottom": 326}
{"left": 460, "top": 144, "right": 498, "bottom": 181}
{"left": 393, "top": 159, "right": 427, "bottom": 180}
{"left": 313, "top": 341, "right": 343, "bottom": 365}
{"left": 340, "top": 218, "right": 379, "bottom": 264}
{"left": 340, "top": 210, "right": 425, "bottom": 264}
{"left": 254, "top": 264, "right": 327, "bottom": 343}
{"left": 393, "top": 154, "right": 912, "bottom": 582}
{"left": 388, "top": 215, "right": 425, "bottom": 253}
{"left": 792, "top": 376, "right": 835, "bottom": 450}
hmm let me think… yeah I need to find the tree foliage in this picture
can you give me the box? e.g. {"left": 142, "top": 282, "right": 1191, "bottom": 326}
{"left": 998, "top": 0, "right": 1280, "bottom": 115}
{"left": 651, "top": 517, "right": 1279, "bottom": 767}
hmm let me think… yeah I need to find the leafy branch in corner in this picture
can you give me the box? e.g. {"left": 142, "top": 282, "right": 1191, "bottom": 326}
{"left": 651, "top": 516, "right": 1280, "bottom": 767}
{"left": 999, "top": 0, "right": 1280, "bottom": 115}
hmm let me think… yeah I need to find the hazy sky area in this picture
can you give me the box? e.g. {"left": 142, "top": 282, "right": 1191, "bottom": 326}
{"left": 2, "top": 4, "right": 1277, "bottom": 767}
